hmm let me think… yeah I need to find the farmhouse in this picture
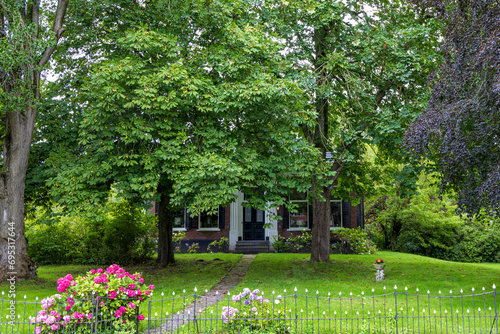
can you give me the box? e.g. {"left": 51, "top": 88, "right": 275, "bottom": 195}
{"left": 152, "top": 191, "right": 364, "bottom": 253}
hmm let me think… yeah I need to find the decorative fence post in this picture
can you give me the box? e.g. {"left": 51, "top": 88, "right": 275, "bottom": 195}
{"left": 394, "top": 285, "right": 398, "bottom": 334}
{"left": 494, "top": 284, "right": 498, "bottom": 334}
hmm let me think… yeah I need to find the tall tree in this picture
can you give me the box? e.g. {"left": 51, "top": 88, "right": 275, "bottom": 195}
{"left": 260, "top": 0, "right": 442, "bottom": 261}
{"left": 0, "top": 0, "right": 69, "bottom": 282}
{"left": 405, "top": 0, "right": 500, "bottom": 215}
{"left": 46, "top": 0, "right": 323, "bottom": 265}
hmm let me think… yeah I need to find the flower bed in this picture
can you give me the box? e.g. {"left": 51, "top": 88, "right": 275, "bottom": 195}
{"left": 30, "top": 264, "right": 154, "bottom": 333}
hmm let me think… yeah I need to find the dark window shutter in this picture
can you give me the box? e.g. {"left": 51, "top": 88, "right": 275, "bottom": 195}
{"left": 188, "top": 211, "right": 197, "bottom": 229}
{"left": 356, "top": 200, "right": 364, "bottom": 228}
{"left": 218, "top": 205, "right": 225, "bottom": 229}
{"left": 308, "top": 203, "right": 313, "bottom": 229}
{"left": 282, "top": 196, "right": 290, "bottom": 229}
{"left": 342, "top": 201, "right": 351, "bottom": 228}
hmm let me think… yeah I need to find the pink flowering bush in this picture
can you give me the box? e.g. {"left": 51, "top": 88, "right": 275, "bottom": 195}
{"left": 30, "top": 264, "right": 154, "bottom": 333}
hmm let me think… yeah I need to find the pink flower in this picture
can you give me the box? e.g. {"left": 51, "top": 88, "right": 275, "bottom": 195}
{"left": 63, "top": 315, "right": 71, "bottom": 322}
{"left": 130, "top": 274, "right": 136, "bottom": 280}
{"left": 145, "top": 290, "right": 151, "bottom": 296}
{"left": 45, "top": 316, "right": 56, "bottom": 325}
{"left": 94, "top": 277, "right": 101, "bottom": 284}
{"left": 64, "top": 274, "right": 74, "bottom": 281}
{"left": 104, "top": 286, "right": 109, "bottom": 289}
{"left": 128, "top": 284, "right": 136, "bottom": 290}
{"left": 139, "top": 278, "right": 144, "bottom": 284}
{"left": 136, "top": 289, "right": 142, "bottom": 296}
{"left": 148, "top": 285, "right": 155, "bottom": 290}
{"left": 90, "top": 269, "right": 96, "bottom": 274}
{"left": 138, "top": 315, "right": 145, "bottom": 321}
{"left": 50, "top": 311, "right": 58, "bottom": 316}
{"left": 115, "top": 310, "right": 122, "bottom": 318}
{"left": 119, "top": 287, "right": 125, "bottom": 292}
{"left": 100, "top": 302, "right": 104, "bottom": 306}
{"left": 128, "top": 302, "right": 136, "bottom": 309}
{"left": 119, "top": 306, "right": 127, "bottom": 313}
{"left": 96, "top": 268, "right": 104, "bottom": 273}
{"left": 65, "top": 305, "right": 71, "bottom": 311}
{"left": 109, "top": 291, "right": 117, "bottom": 299}
{"left": 127, "top": 290, "right": 135, "bottom": 298}
{"left": 35, "top": 327, "right": 41, "bottom": 334}
{"left": 50, "top": 324, "right": 60, "bottom": 331}
{"left": 87, "top": 313, "right": 93, "bottom": 320}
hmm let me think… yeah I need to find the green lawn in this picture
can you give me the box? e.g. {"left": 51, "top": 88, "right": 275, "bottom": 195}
{"left": 0, "top": 253, "right": 241, "bottom": 333}
{"left": 235, "top": 251, "right": 500, "bottom": 294}
{"left": 2, "top": 251, "right": 500, "bottom": 334}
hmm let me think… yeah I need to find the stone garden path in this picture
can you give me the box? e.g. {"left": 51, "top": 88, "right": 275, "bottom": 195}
{"left": 146, "top": 254, "right": 256, "bottom": 333}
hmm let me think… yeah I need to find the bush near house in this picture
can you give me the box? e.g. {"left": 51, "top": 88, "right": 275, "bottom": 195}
{"left": 272, "top": 228, "right": 376, "bottom": 255}
{"left": 366, "top": 178, "right": 500, "bottom": 263}
{"left": 26, "top": 199, "right": 157, "bottom": 265}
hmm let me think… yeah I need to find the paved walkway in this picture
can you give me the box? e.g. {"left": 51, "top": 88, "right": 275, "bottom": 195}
{"left": 146, "top": 254, "right": 256, "bottom": 333}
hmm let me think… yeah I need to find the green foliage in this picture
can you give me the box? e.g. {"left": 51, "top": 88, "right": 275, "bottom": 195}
{"left": 331, "top": 228, "right": 378, "bottom": 255}
{"left": 26, "top": 197, "right": 157, "bottom": 265}
{"left": 449, "top": 213, "right": 500, "bottom": 263}
{"left": 99, "top": 200, "right": 157, "bottom": 264}
{"left": 208, "top": 237, "right": 229, "bottom": 253}
{"left": 173, "top": 231, "right": 186, "bottom": 253}
{"left": 366, "top": 174, "right": 500, "bottom": 263}
{"left": 272, "top": 231, "right": 312, "bottom": 253}
{"left": 186, "top": 242, "right": 199, "bottom": 254}
{"left": 25, "top": 211, "right": 86, "bottom": 265}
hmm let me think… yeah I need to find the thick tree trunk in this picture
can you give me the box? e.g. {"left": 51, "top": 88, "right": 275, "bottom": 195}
{"left": 156, "top": 177, "right": 175, "bottom": 265}
{"left": 310, "top": 187, "right": 332, "bottom": 262}
{"left": 0, "top": 108, "right": 38, "bottom": 282}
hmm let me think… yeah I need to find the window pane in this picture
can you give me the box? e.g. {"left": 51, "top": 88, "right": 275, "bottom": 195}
{"left": 330, "top": 202, "right": 342, "bottom": 228}
{"left": 290, "top": 202, "right": 308, "bottom": 228}
{"left": 173, "top": 209, "right": 185, "bottom": 228}
{"left": 200, "top": 211, "right": 218, "bottom": 228}
{"left": 290, "top": 191, "right": 307, "bottom": 201}
{"left": 256, "top": 210, "right": 264, "bottom": 223}
{"left": 244, "top": 207, "right": 252, "bottom": 222}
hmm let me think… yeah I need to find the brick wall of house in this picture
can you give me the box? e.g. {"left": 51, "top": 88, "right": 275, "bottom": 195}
{"left": 276, "top": 201, "right": 361, "bottom": 239}
{"left": 184, "top": 204, "right": 231, "bottom": 240}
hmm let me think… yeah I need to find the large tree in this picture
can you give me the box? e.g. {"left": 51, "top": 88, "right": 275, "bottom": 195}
{"left": 45, "top": 0, "right": 323, "bottom": 264}
{"left": 260, "top": 0, "right": 442, "bottom": 261}
{"left": 0, "top": 0, "right": 69, "bottom": 281}
{"left": 405, "top": 0, "right": 500, "bottom": 215}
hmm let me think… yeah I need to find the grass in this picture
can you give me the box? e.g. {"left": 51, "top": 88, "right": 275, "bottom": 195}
{"left": 235, "top": 251, "right": 500, "bottom": 294}
{"left": 0, "top": 254, "right": 241, "bottom": 333}
{"left": 2, "top": 251, "right": 500, "bottom": 333}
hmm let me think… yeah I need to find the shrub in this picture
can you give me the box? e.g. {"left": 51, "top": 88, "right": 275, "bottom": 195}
{"left": 331, "top": 228, "right": 377, "bottom": 254}
{"left": 173, "top": 231, "right": 186, "bottom": 253}
{"left": 27, "top": 197, "right": 157, "bottom": 265}
{"left": 26, "top": 209, "right": 87, "bottom": 265}
{"left": 208, "top": 237, "right": 229, "bottom": 253}
{"left": 223, "top": 288, "right": 288, "bottom": 333}
{"left": 30, "top": 264, "right": 154, "bottom": 333}
{"left": 186, "top": 242, "right": 199, "bottom": 254}
{"left": 271, "top": 231, "right": 311, "bottom": 253}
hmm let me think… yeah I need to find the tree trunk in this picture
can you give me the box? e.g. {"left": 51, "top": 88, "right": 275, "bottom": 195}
{"left": 310, "top": 186, "right": 332, "bottom": 262}
{"left": 0, "top": 108, "right": 38, "bottom": 282}
{"left": 156, "top": 177, "right": 175, "bottom": 265}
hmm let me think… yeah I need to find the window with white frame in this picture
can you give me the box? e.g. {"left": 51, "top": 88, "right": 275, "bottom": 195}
{"left": 173, "top": 208, "right": 186, "bottom": 230}
{"left": 330, "top": 200, "right": 342, "bottom": 228}
{"left": 198, "top": 209, "right": 219, "bottom": 230}
{"left": 289, "top": 191, "right": 309, "bottom": 229}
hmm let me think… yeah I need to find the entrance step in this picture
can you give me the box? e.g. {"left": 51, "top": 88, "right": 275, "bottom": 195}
{"left": 234, "top": 240, "right": 270, "bottom": 254}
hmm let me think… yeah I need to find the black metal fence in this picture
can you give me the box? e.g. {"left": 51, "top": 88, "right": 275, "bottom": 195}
{"left": 0, "top": 293, "right": 139, "bottom": 334}
{"left": 1, "top": 286, "right": 498, "bottom": 333}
